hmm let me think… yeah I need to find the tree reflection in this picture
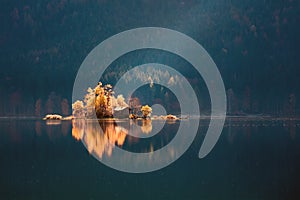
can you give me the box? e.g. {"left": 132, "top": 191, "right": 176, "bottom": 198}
{"left": 72, "top": 119, "right": 85, "bottom": 141}
{"left": 71, "top": 119, "right": 172, "bottom": 158}
{"left": 140, "top": 119, "right": 152, "bottom": 134}
{"left": 71, "top": 118, "right": 183, "bottom": 171}
{"left": 288, "top": 120, "right": 296, "bottom": 140}
{"left": 72, "top": 119, "right": 128, "bottom": 158}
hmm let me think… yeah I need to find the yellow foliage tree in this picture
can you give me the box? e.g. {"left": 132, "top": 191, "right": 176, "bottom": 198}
{"left": 73, "top": 82, "right": 129, "bottom": 119}
{"left": 94, "top": 82, "right": 113, "bottom": 118}
{"left": 141, "top": 105, "right": 152, "bottom": 118}
{"left": 72, "top": 100, "right": 85, "bottom": 118}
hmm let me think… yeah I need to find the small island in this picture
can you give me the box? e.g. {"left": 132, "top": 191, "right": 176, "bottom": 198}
{"left": 70, "top": 82, "right": 179, "bottom": 121}
{"left": 43, "top": 82, "right": 180, "bottom": 121}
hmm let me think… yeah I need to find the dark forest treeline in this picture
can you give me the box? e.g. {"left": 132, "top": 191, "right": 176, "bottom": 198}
{"left": 0, "top": 86, "right": 298, "bottom": 117}
{"left": 0, "top": 91, "right": 70, "bottom": 117}
{"left": 0, "top": 0, "right": 299, "bottom": 116}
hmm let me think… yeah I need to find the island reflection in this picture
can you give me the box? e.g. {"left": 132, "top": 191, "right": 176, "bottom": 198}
{"left": 72, "top": 119, "right": 129, "bottom": 158}
{"left": 72, "top": 118, "right": 164, "bottom": 157}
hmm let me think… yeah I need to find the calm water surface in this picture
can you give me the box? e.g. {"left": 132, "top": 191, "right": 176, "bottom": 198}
{"left": 1, "top": 118, "right": 300, "bottom": 200}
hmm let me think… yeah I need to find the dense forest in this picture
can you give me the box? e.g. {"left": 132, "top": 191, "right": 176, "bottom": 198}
{"left": 0, "top": 0, "right": 299, "bottom": 116}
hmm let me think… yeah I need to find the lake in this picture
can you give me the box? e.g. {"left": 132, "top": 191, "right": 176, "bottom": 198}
{"left": 1, "top": 118, "right": 299, "bottom": 200}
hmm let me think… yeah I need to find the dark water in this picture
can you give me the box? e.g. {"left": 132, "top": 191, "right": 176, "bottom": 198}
{"left": 1, "top": 118, "right": 300, "bottom": 200}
